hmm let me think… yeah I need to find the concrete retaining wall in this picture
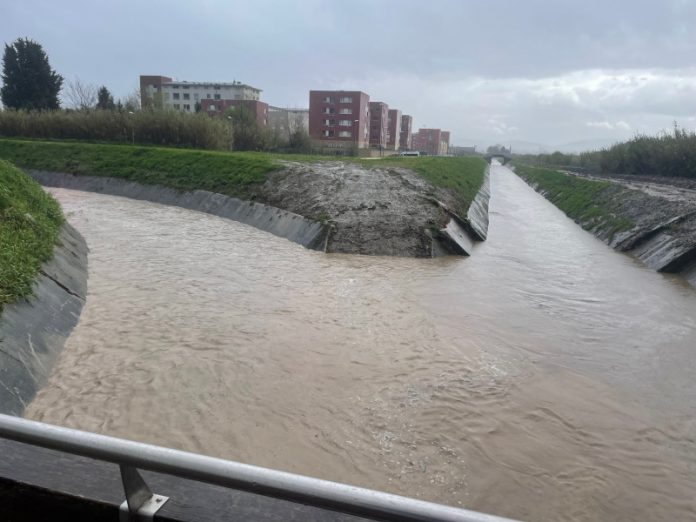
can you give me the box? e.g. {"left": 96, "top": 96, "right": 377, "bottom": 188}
{"left": 516, "top": 167, "right": 696, "bottom": 288}
{"left": 26, "top": 170, "right": 330, "bottom": 252}
{"left": 0, "top": 223, "right": 88, "bottom": 415}
{"left": 465, "top": 166, "right": 491, "bottom": 241}
{"left": 436, "top": 167, "right": 491, "bottom": 255}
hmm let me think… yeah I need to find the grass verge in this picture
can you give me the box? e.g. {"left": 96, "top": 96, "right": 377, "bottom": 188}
{"left": 0, "top": 139, "right": 279, "bottom": 200}
{"left": 0, "top": 160, "right": 64, "bottom": 310}
{"left": 513, "top": 163, "right": 634, "bottom": 239}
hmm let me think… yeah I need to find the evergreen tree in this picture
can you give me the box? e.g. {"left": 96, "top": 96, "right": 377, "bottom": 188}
{"left": 1, "top": 38, "right": 63, "bottom": 110}
{"left": 96, "top": 86, "right": 115, "bottom": 110}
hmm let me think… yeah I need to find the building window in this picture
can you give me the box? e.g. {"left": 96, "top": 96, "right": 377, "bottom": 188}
{"left": 324, "top": 119, "right": 337, "bottom": 126}
{"left": 172, "top": 85, "right": 179, "bottom": 89}
{"left": 182, "top": 85, "right": 189, "bottom": 89}
{"left": 183, "top": 104, "right": 191, "bottom": 111}
{"left": 323, "top": 96, "right": 334, "bottom": 103}
{"left": 338, "top": 131, "right": 352, "bottom": 138}
{"left": 339, "top": 108, "right": 352, "bottom": 114}
{"left": 339, "top": 120, "right": 353, "bottom": 126}
{"left": 194, "top": 93, "right": 199, "bottom": 100}
{"left": 339, "top": 96, "right": 352, "bottom": 103}
{"left": 173, "top": 93, "right": 180, "bottom": 100}
{"left": 164, "top": 93, "right": 170, "bottom": 100}
{"left": 183, "top": 93, "right": 190, "bottom": 100}
{"left": 323, "top": 107, "right": 336, "bottom": 114}
{"left": 214, "top": 94, "right": 221, "bottom": 100}
{"left": 207, "top": 105, "right": 216, "bottom": 111}
{"left": 322, "top": 130, "right": 334, "bottom": 137}
{"left": 207, "top": 94, "right": 211, "bottom": 99}
{"left": 173, "top": 104, "right": 180, "bottom": 110}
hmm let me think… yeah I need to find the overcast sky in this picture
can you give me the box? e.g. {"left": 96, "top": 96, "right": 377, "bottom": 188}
{"left": 3, "top": 0, "right": 696, "bottom": 151}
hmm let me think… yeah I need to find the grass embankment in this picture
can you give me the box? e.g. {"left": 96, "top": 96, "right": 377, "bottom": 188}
{"left": 0, "top": 139, "right": 488, "bottom": 216}
{"left": 514, "top": 163, "right": 634, "bottom": 240}
{"left": 0, "top": 160, "right": 64, "bottom": 310}
{"left": 362, "top": 156, "right": 488, "bottom": 216}
{"left": 0, "top": 139, "right": 278, "bottom": 199}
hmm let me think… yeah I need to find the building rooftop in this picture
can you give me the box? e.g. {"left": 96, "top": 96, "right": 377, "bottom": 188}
{"left": 164, "top": 80, "right": 262, "bottom": 92}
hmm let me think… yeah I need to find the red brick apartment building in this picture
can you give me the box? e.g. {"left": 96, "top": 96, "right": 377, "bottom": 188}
{"left": 400, "top": 115, "right": 413, "bottom": 150}
{"left": 412, "top": 128, "right": 451, "bottom": 155}
{"left": 200, "top": 99, "right": 269, "bottom": 127}
{"left": 441, "top": 131, "right": 451, "bottom": 154}
{"left": 369, "top": 102, "right": 389, "bottom": 149}
{"left": 386, "top": 109, "right": 402, "bottom": 150}
{"left": 309, "top": 91, "right": 370, "bottom": 149}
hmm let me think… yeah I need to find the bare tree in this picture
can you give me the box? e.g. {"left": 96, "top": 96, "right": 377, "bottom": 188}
{"left": 64, "top": 77, "right": 97, "bottom": 110}
{"left": 120, "top": 87, "right": 141, "bottom": 112}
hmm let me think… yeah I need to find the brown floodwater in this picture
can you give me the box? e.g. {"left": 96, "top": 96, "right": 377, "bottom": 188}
{"left": 27, "top": 165, "right": 696, "bottom": 521}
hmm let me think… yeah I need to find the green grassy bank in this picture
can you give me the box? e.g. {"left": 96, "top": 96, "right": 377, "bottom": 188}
{"left": 0, "top": 160, "right": 64, "bottom": 310}
{"left": 0, "top": 139, "right": 488, "bottom": 215}
{"left": 513, "top": 163, "right": 634, "bottom": 240}
{"left": 0, "top": 139, "right": 279, "bottom": 200}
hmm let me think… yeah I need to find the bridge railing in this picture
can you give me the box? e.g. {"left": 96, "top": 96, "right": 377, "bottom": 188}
{"left": 0, "top": 413, "right": 520, "bottom": 522}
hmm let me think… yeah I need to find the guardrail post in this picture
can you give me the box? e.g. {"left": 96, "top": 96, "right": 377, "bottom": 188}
{"left": 119, "top": 465, "right": 168, "bottom": 521}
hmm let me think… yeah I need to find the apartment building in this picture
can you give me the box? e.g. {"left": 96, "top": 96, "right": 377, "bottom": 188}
{"left": 139, "top": 75, "right": 262, "bottom": 113}
{"left": 400, "top": 115, "right": 413, "bottom": 150}
{"left": 412, "top": 128, "right": 451, "bottom": 155}
{"left": 369, "top": 102, "right": 389, "bottom": 149}
{"left": 441, "top": 131, "right": 451, "bottom": 155}
{"left": 308, "top": 91, "right": 370, "bottom": 149}
{"left": 268, "top": 107, "right": 309, "bottom": 140}
{"left": 386, "top": 109, "right": 402, "bottom": 150}
{"left": 199, "top": 99, "right": 269, "bottom": 127}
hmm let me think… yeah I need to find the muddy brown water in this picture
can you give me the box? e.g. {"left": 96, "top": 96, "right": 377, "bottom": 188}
{"left": 26, "top": 165, "right": 696, "bottom": 521}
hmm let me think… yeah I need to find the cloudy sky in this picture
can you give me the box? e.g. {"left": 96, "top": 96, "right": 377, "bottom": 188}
{"left": 3, "top": 0, "right": 696, "bottom": 151}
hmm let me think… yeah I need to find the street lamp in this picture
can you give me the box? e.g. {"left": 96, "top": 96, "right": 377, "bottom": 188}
{"left": 128, "top": 111, "right": 135, "bottom": 144}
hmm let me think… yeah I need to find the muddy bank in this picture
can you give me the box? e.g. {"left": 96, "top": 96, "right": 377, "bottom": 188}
{"left": 515, "top": 166, "right": 696, "bottom": 284}
{"left": 27, "top": 163, "right": 490, "bottom": 258}
{"left": 0, "top": 223, "right": 88, "bottom": 414}
{"left": 253, "top": 161, "right": 490, "bottom": 256}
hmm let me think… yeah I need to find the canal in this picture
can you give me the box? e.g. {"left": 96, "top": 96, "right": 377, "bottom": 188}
{"left": 26, "top": 164, "right": 696, "bottom": 521}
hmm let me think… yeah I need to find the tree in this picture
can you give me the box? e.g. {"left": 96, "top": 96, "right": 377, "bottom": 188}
{"left": 120, "top": 88, "right": 141, "bottom": 112}
{"left": 225, "top": 104, "right": 268, "bottom": 151}
{"left": 1, "top": 38, "right": 63, "bottom": 110}
{"left": 64, "top": 77, "right": 97, "bottom": 110}
{"left": 96, "top": 86, "right": 115, "bottom": 110}
{"left": 288, "top": 120, "right": 312, "bottom": 153}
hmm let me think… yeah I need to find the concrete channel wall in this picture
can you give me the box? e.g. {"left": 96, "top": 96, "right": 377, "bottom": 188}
{"left": 516, "top": 168, "right": 696, "bottom": 288}
{"left": 26, "top": 170, "right": 331, "bottom": 252}
{"left": 0, "top": 224, "right": 88, "bottom": 415}
{"left": 434, "top": 166, "right": 491, "bottom": 255}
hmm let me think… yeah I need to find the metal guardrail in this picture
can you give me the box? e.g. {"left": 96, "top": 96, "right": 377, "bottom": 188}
{"left": 0, "top": 413, "right": 519, "bottom": 522}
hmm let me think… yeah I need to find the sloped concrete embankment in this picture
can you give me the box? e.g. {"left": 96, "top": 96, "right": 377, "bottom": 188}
{"left": 27, "top": 165, "right": 490, "bottom": 258}
{"left": 26, "top": 170, "right": 330, "bottom": 252}
{"left": 0, "top": 224, "right": 88, "bottom": 414}
{"left": 517, "top": 169, "right": 696, "bottom": 287}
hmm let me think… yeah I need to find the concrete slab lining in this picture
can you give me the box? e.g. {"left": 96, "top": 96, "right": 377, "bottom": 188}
{"left": 0, "top": 224, "right": 88, "bottom": 415}
{"left": 26, "top": 170, "right": 330, "bottom": 253}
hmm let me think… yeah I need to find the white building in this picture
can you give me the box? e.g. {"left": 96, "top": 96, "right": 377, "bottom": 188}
{"left": 139, "top": 75, "right": 262, "bottom": 112}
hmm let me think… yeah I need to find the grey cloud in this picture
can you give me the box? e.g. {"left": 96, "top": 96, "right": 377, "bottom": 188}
{"left": 2, "top": 0, "right": 696, "bottom": 147}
